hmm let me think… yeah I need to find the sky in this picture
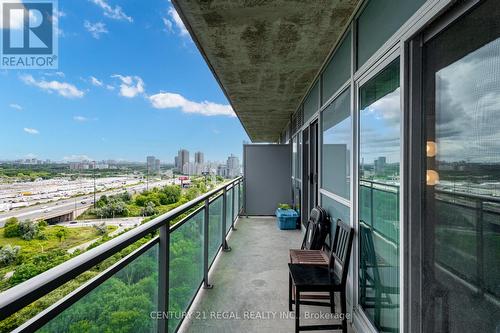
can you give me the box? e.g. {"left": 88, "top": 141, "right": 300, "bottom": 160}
{"left": 0, "top": 0, "right": 249, "bottom": 163}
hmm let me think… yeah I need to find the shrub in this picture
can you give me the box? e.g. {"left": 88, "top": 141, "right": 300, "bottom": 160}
{"left": 141, "top": 202, "right": 158, "bottom": 217}
{"left": 18, "top": 220, "right": 39, "bottom": 240}
{"left": 3, "top": 217, "right": 20, "bottom": 238}
{"left": 55, "top": 227, "right": 67, "bottom": 242}
{"left": 38, "top": 220, "right": 48, "bottom": 228}
{"left": 0, "top": 245, "right": 21, "bottom": 267}
{"left": 93, "top": 222, "right": 108, "bottom": 236}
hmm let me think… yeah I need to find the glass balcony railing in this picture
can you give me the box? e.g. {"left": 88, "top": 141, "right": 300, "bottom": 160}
{"left": 0, "top": 177, "right": 243, "bottom": 333}
{"left": 360, "top": 179, "right": 500, "bottom": 300}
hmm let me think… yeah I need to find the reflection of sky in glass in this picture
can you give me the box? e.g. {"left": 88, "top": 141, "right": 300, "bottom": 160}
{"left": 359, "top": 88, "right": 401, "bottom": 165}
{"left": 322, "top": 89, "right": 351, "bottom": 198}
{"left": 435, "top": 37, "right": 500, "bottom": 163}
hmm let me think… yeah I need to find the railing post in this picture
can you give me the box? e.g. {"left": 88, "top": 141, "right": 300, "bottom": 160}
{"left": 158, "top": 224, "right": 169, "bottom": 333}
{"left": 231, "top": 184, "right": 237, "bottom": 231}
{"left": 203, "top": 198, "right": 213, "bottom": 289}
{"left": 370, "top": 181, "right": 374, "bottom": 228}
{"left": 476, "top": 199, "right": 484, "bottom": 293}
{"left": 222, "top": 187, "right": 231, "bottom": 251}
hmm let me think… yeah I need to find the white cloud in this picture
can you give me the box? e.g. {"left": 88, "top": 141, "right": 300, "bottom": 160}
{"left": 84, "top": 21, "right": 108, "bottom": 39}
{"left": 9, "top": 103, "right": 22, "bottom": 111}
{"left": 52, "top": 9, "right": 65, "bottom": 36}
{"left": 90, "top": 76, "right": 103, "bottom": 87}
{"left": 20, "top": 74, "right": 85, "bottom": 98}
{"left": 168, "top": 6, "right": 188, "bottom": 36}
{"left": 106, "top": 84, "right": 115, "bottom": 91}
{"left": 63, "top": 154, "right": 91, "bottom": 162}
{"left": 112, "top": 74, "right": 145, "bottom": 98}
{"left": 89, "top": 0, "right": 132, "bottom": 22}
{"left": 24, "top": 127, "right": 39, "bottom": 135}
{"left": 73, "top": 115, "right": 88, "bottom": 122}
{"left": 149, "top": 92, "right": 235, "bottom": 117}
{"left": 162, "top": 17, "right": 174, "bottom": 33}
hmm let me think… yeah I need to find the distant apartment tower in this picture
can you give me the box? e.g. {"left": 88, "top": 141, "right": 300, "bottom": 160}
{"left": 226, "top": 154, "right": 240, "bottom": 178}
{"left": 147, "top": 156, "right": 160, "bottom": 175}
{"left": 195, "top": 152, "right": 204, "bottom": 164}
{"left": 217, "top": 164, "right": 228, "bottom": 178}
{"left": 155, "top": 159, "right": 161, "bottom": 174}
{"left": 176, "top": 149, "right": 190, "bottom": 174}
{"left": 374, "top": 156, "right": 386, "bottom": 174}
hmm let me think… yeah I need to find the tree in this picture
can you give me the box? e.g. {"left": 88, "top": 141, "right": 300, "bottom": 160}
{"left": 0, "top": 245, "right": 21, "bottom": 267}
{"left": 55, "top": 228, "right": 68, "bottom": 243}
{"left": 162, "top": 185, "right": 181, "bottom": 205}
{"left": 141, "top": 202, "right": 157, "bottom": 217}
{"left": 93, "top": 223, "right": 108, "bottom": 236}
{"left": 184, "top": 187, "right": 200, "bottom": 201}
{"left": 3, "top": 217, "right": 20, "bottom": 238}
{"left": 18, "top": 220, "right": 39, "bottom": 240}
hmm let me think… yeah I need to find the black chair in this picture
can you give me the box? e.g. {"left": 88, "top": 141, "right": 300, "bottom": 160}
{"left": 301, "top": 206, "right": 330, "bottom": 250}
{"left": 288, "top": 219, "right": 354, "bottom": 333}
{"left": 359, "top": 221, "right": 399, "bottom": 332}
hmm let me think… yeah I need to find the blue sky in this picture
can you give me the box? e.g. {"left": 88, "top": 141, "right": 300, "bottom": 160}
{"left": 0, "top": 0, "right": 248, "bottom": 163}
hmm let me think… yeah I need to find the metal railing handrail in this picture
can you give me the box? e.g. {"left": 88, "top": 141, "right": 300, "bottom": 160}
{"left": 0, "top": 176, "right": 243, "bottom": 321}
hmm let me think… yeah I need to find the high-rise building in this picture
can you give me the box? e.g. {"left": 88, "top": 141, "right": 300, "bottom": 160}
{"left": 195, "top": 152, "right": 204, "bottom": 164}
{"left": 155, "top": 159, "right": 161, "bottom": 174}
{"left": 226, "top": 154, "right": 240, "bottom": 178}
{"left": 177, "top": 149, "right": 190, "bottom": 174}
{"left": 147, "top": 156, "right": 157, "bottom": 175}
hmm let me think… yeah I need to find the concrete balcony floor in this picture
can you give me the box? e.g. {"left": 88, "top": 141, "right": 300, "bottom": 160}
{"left": 180, "top": 216, "right": 355, "bottom": 333}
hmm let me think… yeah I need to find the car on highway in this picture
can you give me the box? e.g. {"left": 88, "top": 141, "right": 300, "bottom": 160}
{"left": 81, "top": 201, "right": 86, "bottom": 204}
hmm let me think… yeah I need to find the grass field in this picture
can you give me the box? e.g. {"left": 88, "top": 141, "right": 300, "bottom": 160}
{"left": 0, "top": 225, "right": 117, "bottom": 277}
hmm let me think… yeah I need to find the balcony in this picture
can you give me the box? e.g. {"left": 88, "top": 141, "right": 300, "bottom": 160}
{"left": 0, "top": 177, "right": 359, "bottom": 332}
{"left": 180, "top": 216, "right": 355, "bottom": 333}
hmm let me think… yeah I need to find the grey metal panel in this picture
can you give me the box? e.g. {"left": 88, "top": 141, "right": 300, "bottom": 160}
{"left": 244, "top": 144, "right": 291, "bottom": 215}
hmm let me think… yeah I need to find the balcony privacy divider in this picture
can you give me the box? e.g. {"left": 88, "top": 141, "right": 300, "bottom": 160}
{"left": 0, "top": 177, "right": 244, "bottom": 333}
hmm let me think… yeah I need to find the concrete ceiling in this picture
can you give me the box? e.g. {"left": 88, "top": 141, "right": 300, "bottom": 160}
{"left": 173, "top": 0, "right": 360, "bottom": 142}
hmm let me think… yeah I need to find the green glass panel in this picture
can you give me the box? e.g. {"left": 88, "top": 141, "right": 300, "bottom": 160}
{"left": 357, "top": 0, "right": 425, "bottom": 68}
{"left": 303, "top": 81, "right": 319, "bottom": 123}
{"left": 168, "top": 210, "right": 203, "bottom": 331}
{"left": 39, "top": 245, "right": 159, "bottom": 333}
{"left": 208, "top": 196, "right": 223, "bottom": 264}
{"left": 322, "top": 31, "right": 351, "bottom": 105}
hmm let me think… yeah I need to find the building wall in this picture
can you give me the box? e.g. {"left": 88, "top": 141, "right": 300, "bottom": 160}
{"left": 284, "top": 1, "right": 500, "bottom": 333}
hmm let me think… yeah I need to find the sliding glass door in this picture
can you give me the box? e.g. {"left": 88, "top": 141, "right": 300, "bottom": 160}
{"left": 358, "top": 59, "right": 401, "bottom": 332}
{"left": 420, "top": 1, "right": 500, "bottom": 331}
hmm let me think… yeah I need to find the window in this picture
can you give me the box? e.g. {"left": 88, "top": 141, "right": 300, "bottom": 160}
{"left": 292, "top": 136, "right": 297, "bottom": 179}
{"left": 420, "top": 1, "right": 500, "bottom": 330}
{"left": 357, "top": 0, "right": 425, "bottom": 68}
{"left": 358, "top": 59, "right": 400, "bottom": 332}
{"left": 303, "top": 81, "right": 319, "bottom": 122}
{"left": 321, "top": 88, "right": 351, "bottom": 199}
{"left": 322, "top": 31, "right": 351, "bottom": 105}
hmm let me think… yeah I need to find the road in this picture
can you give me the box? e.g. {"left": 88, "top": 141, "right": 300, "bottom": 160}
{"left": 0, "top": 180, "right": 172, "bottom": 226}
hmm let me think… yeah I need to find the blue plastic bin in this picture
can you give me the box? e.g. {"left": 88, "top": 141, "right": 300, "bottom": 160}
{"left": 276, "top": 208, "right": 299, "bottom": 230}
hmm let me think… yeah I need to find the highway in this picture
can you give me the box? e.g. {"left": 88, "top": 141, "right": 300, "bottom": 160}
{"left": 0, "top": 180, "right": 172, "bottom": 227}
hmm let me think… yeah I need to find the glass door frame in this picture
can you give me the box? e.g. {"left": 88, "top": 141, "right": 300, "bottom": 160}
{"left": 352, "top": 45, "right": 405, "bottom": 333}
{"left": 407, "top": 1, "right": 487, "bottom": 332}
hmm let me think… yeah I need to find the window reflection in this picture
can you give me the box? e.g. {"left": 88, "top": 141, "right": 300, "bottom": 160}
{"left": 424, "top": 28, "right": 500, "bottom": 331}
{"left": 321, "top": 89, "right": 351, "bottom": 199}
{"left": 358, "top": 59, "right": 400, "bottom": 332}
